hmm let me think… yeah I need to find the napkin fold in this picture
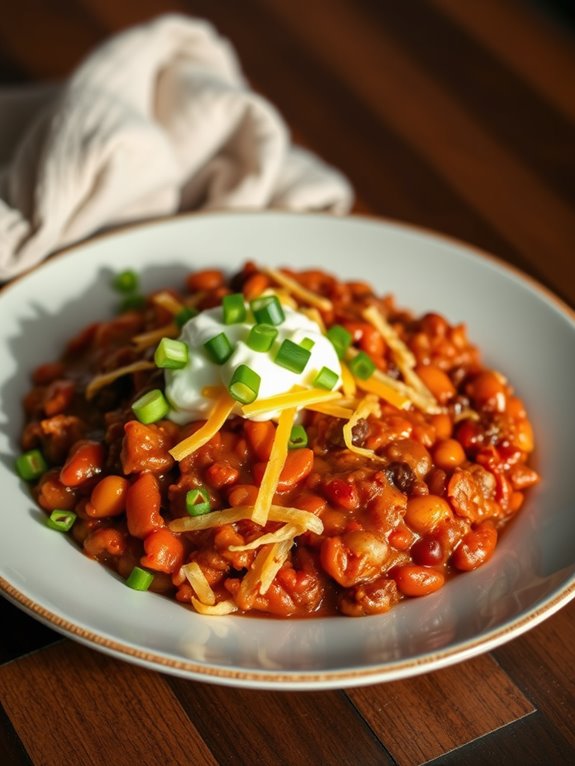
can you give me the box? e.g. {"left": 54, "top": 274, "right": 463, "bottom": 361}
{"left": 0, "top": 14, "right": 353, "bottom": 280}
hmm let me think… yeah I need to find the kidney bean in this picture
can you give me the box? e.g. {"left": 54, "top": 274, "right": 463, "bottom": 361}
{"left": 392, "top": 565, "right": 445, "bottom": 597}
{"left": 125, "top": 472, "right": 165, "bottom": 538}
{"left": 186, "top": 269, "right": 224, "bottom": 292}
{"left": 411, "top": 537, "right": 444, "bottom": 566}
{"left": 85, "top": 476, "right": 129, "bottom": 518}
{"left": 140, "top": 528, "right": 185, "bottom": 574}
{"left": 415, "top": 364, "right": 456, "bottom": 403}
{"left": 404, "top": 494, "right": 452, "bottom": 535}
{"left": 59, "top": 440, "right": 105, "bottom": 487}
{"left": 451, "top": 522, "right": 498, "bottom": 571}
{"left": 432, "top": 439, "right": 466, "bottom": 470}
{"left": 242, "top": 273, "right": 269, "bottom": 300}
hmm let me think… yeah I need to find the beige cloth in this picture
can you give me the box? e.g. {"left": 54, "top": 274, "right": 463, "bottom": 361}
{"left": 0, "top": 14, "right": 353, "bottom": 280}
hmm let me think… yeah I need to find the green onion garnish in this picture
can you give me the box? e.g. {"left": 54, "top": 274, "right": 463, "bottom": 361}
{"left": 288, "top": 424, "right": 308, "bottom": 449}
{"left": 112, "top": 269, "right": 138, "bottom": 294}
{"left": 204, "top": 332, "right": 233, "bottom": 365}
{"left": 186, "top": 487, "right": 212, "bottom": 516}
{"left": 154, "top": 338, "right": 189, "bottom": 369}
{"left": 299, "top": 337, "right": 315, "bottom": 351}
{"left": 46, "top": 509, "right": 77, "bottom": 532}
{"left": 313, "top": 366, "right": 339, "bottom": 390}
{"left": 132, "top": 389, "right": 170, "bottom": 424}
{"left": 274, "top": 339, "right": 311, "bottom": 374}
{"left": 175, "top": 307, "right": 198, "bottom": 328}
{"left": 229, "top": 365, "right": 261, "bottom": 404}
{"left": 250, "top": 295, "right": 285, "bottom": 326}
{"left": 16, "top": 449, "right": 47, "bottom": 481}
{"left": 326, "top": 324, "right": 352, "bottom": 359}
{"left": 349, "top": 351, "right": 376, "bottom": 380}
{"left": 246, "top": 324, "right": 278, "bottom": 353}
{"left": 223, "top": 293, "right": 247, "bottom": 325}
{"left": 126, "top": 566, "right": 155, "bottom": 591}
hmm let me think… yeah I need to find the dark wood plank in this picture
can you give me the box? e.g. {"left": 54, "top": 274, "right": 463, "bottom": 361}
{"left": 493, "top": 600, "right": 575, "bottom": 750}
{"left": 348, "top": 653, "right": 534, "bottom": 766}
{"left": 432, "top": 0, "right": 575, "bottom": 123}
{"left": 0, "top": 641, "right": 217, "bottom": 766}
{"left": 371, "top": 0, "right": 575, "bottom": 200}
{"left": 425, "top": 710, "right": 575, "bottom": 766}
{"left": 170, "top": 679, "right": 394, "bottom": 766}
{"left": 256, "top": 0, "right": 575, "bottom": 306}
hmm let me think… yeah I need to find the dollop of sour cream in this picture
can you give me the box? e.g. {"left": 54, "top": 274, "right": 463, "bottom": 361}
{"left": 165, "top": 303, "right": 342, "bottom": 423}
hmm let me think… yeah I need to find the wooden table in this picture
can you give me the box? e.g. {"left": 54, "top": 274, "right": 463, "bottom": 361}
{"left": 1, "top": 2, "right": 574, "bottom": 764}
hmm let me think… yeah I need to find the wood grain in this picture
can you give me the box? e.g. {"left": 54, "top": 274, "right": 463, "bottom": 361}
{"left": 0, "top": 642, "right": 217, "bottom": 766}
{"left": 348, "top": 653, "right": 534, "bottom": 766}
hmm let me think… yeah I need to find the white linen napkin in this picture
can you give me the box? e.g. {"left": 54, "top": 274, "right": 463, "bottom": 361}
{"left": 0, "top": 14, "right": 353, "bottom": 280}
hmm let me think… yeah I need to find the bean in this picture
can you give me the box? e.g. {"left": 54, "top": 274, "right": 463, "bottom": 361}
{"left": 452, "top": 522, "right": 497, "bottom": 571}
{"left": 59, "top": 440, "right": 104, "bottom": 487}
{"left": 430, "top": 413, "right": 453, "bottom": 440}
{"left": 86, "top": 476, "right": 129, "bottom": 518}
{"left": 404, "top": 494, "right": 452, "bottom": 535}
{"left": 140, "top": 529, "right": 185, "bottom": 574}
{"left": 254, "top": 448, "right": 314, "bottom": 491}
{"left": 467, "top": 370, "right": 507, "bottom": 412}
{"left": 393, "top": 565, "right": 445, "bottom": 597}
{"left": 411, "top": 537, "right": 444, "bottom": 566}
{"left": 36, "top": 470, "right": 77, "bottom": 511}
{"left": 323, "top": 478, "right": 360, "bottom": 510}
{"left": 242, "top": 273, "right": 269, "bottom": 300}
{"left": 432, "top": 439, "right": 466, "bottom": 470}
{"left": 125, "top": 472, "right": 165, "bottom": 538}
{"left": 415, "top": 364, "right": 455, "bottom": 403}
{"left": 244, "top": 420, "right": 276, "bottom": 461}
{"left": 186, "top": 269, "right": 224, "bottom": 292}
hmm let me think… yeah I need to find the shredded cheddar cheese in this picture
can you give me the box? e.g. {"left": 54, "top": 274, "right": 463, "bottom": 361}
{"left": 340, "top": 362, "right": 357, "bottom": 398}
{"left": 263, "top": 267, "right": 333, "bottom": 312}
{"left": 85, "top": 360, "right": 156, "bottom": 400}
{"left": 228, "top": 523, "right": 300, "bottom": 551}
{"left": 305, "top": 402, "right": 355, "bottom": 420}
{"left": 343, "top": 394, "right": 387, "bottom": 463}
{"left": 169, "top": 392, "right": 236, "bottom": 461}
{"left": 242, "top": 388, "right": 342, "bottom": 418}
{"left": 354, "top": 375, "right": 411, "bottom": 410}
{"left": 152, "top": 291, "right": 185, "bottom": 316}
{"left": 182, "top": 561, "right": 216, "bottom": 606}
{"left": 168, "top": 505, "right": 323, "bottom": 535}
{"left": 191, "top": 597, "right": 238, "bottom": 615}
{"left": 251, "top": 408, "right": 296, "bottom": 525}
{"left": 132, "top": 323, "right": 178, "bottom": 351}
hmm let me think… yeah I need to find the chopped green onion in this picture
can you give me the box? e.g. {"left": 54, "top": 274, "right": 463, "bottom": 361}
{"left": 223, "top": 293, "right": 247, "bottom": 325}
{"left": 274, "top": 339, "right": 311, "bottom": 374}
{"left": 299, "top": 337, "right": 315, "bottom": 351}
{"left": 250, "top": 295, "right": 285, "bottom": 326}
{"left": 132, "top": 389, "right": 170, "bottom": 424}
{"left": 112, "top": 269, "right": 138, "bottom": 294}
{"left": 288, "top": 424, "right": 308, "bottom": 449}
{"left": 119, "top": 294, "right": 146, "bottom": 312}
{"left": 204, "top": 332, "right": 233, "bottom": 364}
{"left": 229, "top": 364, "right": 261, "bottom": 404}
{"left": 175, "top": 306, "right": 198, "bottom": 328}
{"left": 246, "top": 323, "right": 278, "bottom": 353}
{"left": 46, "top": 509, "right": 77, "bottom": 532}
{"left": 349, "top": 351, "right": 376, "bottom": 380}
{"left": 16, "top": 449, "right": 47, "bottom": 481}
{"left": 126, "top": 566, "right": 155, "bottom": 591}
{"left": 186, "top": 487, "right": 212, "bottom": 516}
{"left": 154, "top": 338, "right": 189, "bottom": 369}
{"left": 313, "top": 366, "right": 339, "bottom": 390}
{"left": 326, "top": 324, "right": 352, "bottom": 359}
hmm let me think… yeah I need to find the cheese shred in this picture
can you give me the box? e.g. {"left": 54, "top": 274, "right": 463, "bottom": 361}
{"left": 251, "top": 408, "right": 296, "bottom": 525}
{"left": 168, "top": 505, "right": 323, "bottom": 535}
{"left": 85, "top": 360, "right": 156, "bottom": 400}
{"left": 343, "top": 394, "right": 387, "bottom": 463}
{"left": 169, "top": 392, "right": 236, "bottom": 461}
{"left": 263, "top": 267, "right": 333, "bottom": 312}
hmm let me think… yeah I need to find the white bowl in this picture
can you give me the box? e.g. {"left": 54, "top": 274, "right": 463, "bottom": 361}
{"left": 1, "top": 212, "right": 573, "bottom": 690}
